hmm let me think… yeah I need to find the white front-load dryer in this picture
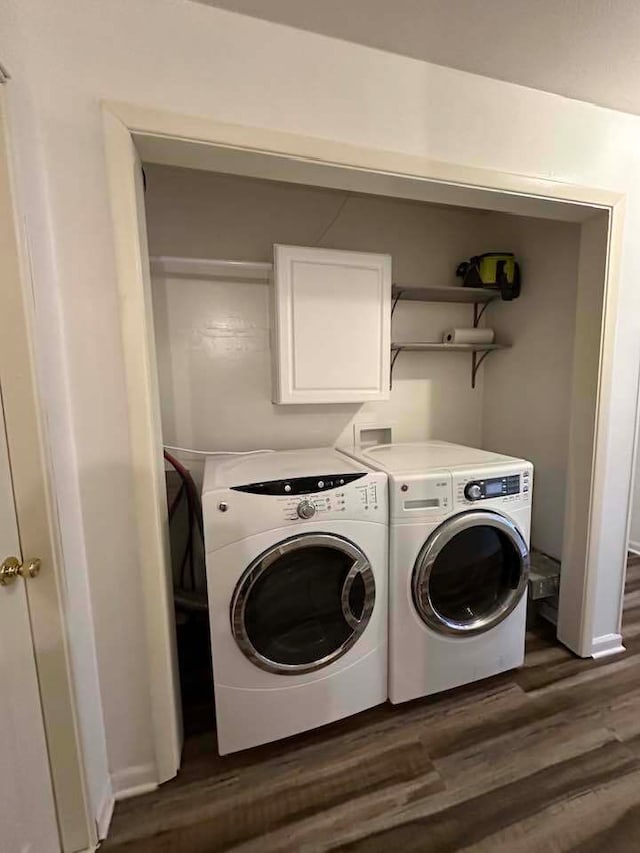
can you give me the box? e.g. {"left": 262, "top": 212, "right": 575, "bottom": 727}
{"left": 339, "top": 441, "right": 532, "bottom": 704}
{"left": 202, "top": 448, "right": 388, "bottom": 754}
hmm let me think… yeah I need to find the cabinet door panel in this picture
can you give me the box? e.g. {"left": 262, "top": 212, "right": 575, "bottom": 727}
{"left": 273, "top": 245, "right": 391, "bottom": 404}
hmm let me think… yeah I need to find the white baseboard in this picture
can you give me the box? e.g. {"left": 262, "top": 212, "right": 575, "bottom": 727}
{"left": 111, "top": 763, "right": 158, "bottom": 801}
{"left": 591, "top": 632, "right": 626, "bottom": 659}
{"left": 95, "top": 777, "right": 115, "bottom": 840}
{"left": 628, "top": 541, "right": 640, "bottom": 555}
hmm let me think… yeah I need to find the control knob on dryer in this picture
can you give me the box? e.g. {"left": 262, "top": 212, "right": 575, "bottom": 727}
{"left": 297, "top": 500, "right": 316, "bottom": 519}
{"left": 465, "top": 482, "right": 482, "bottom": 501}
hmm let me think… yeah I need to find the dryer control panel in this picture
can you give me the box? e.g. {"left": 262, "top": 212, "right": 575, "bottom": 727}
{"left": 463, "top": 473, "right": 526, "bottom": 501}
{"left": 454, "top": 464, "right": 533, "bottom": 509}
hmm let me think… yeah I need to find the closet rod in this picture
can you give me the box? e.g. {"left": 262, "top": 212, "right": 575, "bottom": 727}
{"left": 149, "top": 256, "right": 273, "bottom": 281}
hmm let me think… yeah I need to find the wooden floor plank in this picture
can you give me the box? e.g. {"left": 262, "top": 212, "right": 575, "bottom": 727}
{"left": 335, "top": 741, "right": 640, "bottom": 852}
{"left": 457, "top": 767, "right": 640, "bottom": 853}
{"left": 431, "top": 705, "right": 617, "bottom": 801}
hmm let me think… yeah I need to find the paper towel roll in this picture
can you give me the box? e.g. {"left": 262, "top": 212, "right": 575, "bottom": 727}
{"left": 443, "top": 328, "right": 495, "bottom": 344}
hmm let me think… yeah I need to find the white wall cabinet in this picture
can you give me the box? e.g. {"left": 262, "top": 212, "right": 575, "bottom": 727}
{"left": 272, "top": 245, "right": 391, "bottom": 404}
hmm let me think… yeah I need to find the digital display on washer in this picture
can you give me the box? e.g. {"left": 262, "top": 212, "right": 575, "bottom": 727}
{"left": 485, "top": 480, "right": 504, "bottom": 497}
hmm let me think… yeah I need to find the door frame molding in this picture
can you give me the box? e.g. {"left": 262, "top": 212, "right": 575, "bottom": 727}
{"left": 101, "top": 99, "right": 626, "bottom": 784}
{"left": 0, "top": 87, "right": 95, "bottom": 851}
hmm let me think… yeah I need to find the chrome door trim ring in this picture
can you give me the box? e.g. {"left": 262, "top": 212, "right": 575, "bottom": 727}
{"left": 340, "top": 558, "right": 371, "bottom": 630}
{"left": 412, "top": 510, "right": 529, "bottom": 637}
{"left": 230, "top": 532, "right": 376, "bottom": 675}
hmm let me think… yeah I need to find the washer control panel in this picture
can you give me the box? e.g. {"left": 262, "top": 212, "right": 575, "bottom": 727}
{"left": 223, "top": 472, "right": 384, "bottom": 523}
{"left": 231, "top": 472, "right": 366, "bottom": 496}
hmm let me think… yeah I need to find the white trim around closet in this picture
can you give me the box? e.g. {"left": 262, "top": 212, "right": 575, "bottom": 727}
{"left": 102, "top": 98, "right": 627, "bottom": 794}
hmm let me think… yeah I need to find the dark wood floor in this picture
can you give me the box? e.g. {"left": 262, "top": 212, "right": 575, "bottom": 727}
{"left": 102, "top": 556, "right": 640, "bottom": 852}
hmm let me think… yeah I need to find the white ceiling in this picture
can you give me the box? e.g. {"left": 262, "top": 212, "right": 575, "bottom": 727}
{"left": 194, "top": 0, "right": 640, "bottom": 116}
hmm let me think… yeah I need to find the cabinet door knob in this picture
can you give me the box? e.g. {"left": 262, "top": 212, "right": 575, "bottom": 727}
{"left": 0, "top": 556, "right": 41, "bottom": 586}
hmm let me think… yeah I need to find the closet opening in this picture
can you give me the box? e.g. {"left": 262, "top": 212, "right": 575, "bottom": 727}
{"left": 102, "top": 105, "right": 627, "bottom": 792}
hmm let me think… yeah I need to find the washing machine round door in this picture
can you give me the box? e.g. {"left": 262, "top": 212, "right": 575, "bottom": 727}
{"left": 230, "top": 533, "right": 376, "bottom": 674}
{"left": 412, "top": 510, "right": 529, "bottom": 637}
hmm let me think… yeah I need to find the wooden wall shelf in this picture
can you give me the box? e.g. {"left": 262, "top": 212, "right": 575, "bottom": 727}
{"left": 391, "top": 342, "right": 507, "bottom": 353}
{"left": 390, "top": 285, "right": 509, "bottom": 389}
{"left": 392, "top": 284, "right": 500, "bottom": 304}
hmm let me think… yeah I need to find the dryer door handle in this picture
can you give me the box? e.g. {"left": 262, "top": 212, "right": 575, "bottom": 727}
{"left": 341, "top": 559, "right": 370, "bottom": 631}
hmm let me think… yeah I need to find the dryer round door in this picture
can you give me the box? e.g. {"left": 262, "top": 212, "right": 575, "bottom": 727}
{"left": 412, "top": 510, "right": 529, "bottom": 637}
{"left": 230, "top": 533, "right": 376, "bottom": 674}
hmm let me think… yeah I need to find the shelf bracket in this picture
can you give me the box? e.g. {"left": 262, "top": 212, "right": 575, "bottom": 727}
{"left": 471, "top": 349, "right": 491, "bottom": 389}
{"left": 473, "top": 301, "right": 490, "bottom": 328}
{"left": 389, "top": 348, "right": 402, "bottom": 389}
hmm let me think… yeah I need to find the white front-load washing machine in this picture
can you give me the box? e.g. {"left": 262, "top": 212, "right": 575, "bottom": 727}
{"left": 202, "top": 448, "right": 388, "bottom": 754}
{"left": 339, "top": 441, "right": 532, "bottom": 704}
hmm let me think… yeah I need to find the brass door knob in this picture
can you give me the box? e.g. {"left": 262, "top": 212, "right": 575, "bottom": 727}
{"left": 0, "top": 556, "right": 41, "bottom": 586}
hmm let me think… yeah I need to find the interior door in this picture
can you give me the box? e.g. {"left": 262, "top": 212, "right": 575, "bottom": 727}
{"left": 0, "top": 388, "right": 60, "bottom": 852}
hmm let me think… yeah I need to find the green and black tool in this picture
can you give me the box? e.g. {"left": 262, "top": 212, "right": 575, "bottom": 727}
{"left": 456, "top": 252, "right": 521, "bottom": 301}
